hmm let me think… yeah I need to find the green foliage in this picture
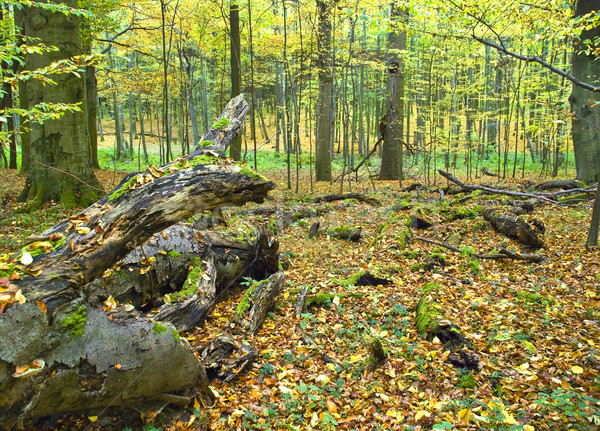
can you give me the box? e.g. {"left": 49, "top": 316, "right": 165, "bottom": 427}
{"left": 458, "top": 371, "right": 476, "bottom": 389}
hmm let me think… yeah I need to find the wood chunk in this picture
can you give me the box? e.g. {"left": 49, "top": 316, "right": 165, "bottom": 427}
{"left": 482, "top": 209, "right": 545, "bottom": 248}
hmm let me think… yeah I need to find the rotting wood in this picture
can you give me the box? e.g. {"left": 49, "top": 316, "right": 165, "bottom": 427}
{"left": 415, "top": 284, "right": 481, "bottom": 372}
{"left": 312, "top": 192, "right": 381, "bottom": 206}
{"left": 295, "top": 285, "right": 310, "bottom": 317}
{"left": 482, "top": 208, "right": 545, "bottom": 248}
{"left": 198, "top": 334, "right": 258, "bottom": 382}
{"left": 413, "top": 235, "right": 544, "bottom": 263}
{"left": 232, "top": 271, "right": 286, "bottom": 334}
{"left": 534, "top": 179, "right": 582, "bottom": 191}
{"left": 481, "top": 167, "right": 498, "bottom": 176}
{"left": 0, "top": 95, "right": 275, "bottom": 427}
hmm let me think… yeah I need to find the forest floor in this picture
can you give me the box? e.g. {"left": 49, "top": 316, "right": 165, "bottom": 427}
{"left": 1, "top": 166, "right": 599, "bottom": 430}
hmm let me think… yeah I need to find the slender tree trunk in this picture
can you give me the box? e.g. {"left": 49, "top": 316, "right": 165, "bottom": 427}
{"left": 229, "top": 2, "right": 242, "bottom": 160}
{"left": 315, "top": 0, "right": 336, "bottom": 181}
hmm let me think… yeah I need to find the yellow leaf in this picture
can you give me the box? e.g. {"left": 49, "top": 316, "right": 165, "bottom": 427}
{"left": 88, "top": 416, "right": 98, "bottom": 422}
{"left": 571, "top": 365, "right": 584, "bottom": 374}
{"left": 458, "top": 408, "right": 472, "bottom": 424}
{"left": 75, "top": 227, "right": 91, "bottom": 235}
{"left": 415, "top": 410, "right": 430, "bottom": 420}
{"left": 524, "top": 426, "right": 535, "bottom": 431}
{"left": 326, "top": 399, "right": 338, "bottom": 413}
{"left": 14, "top": 289, "right": 26, "bottom": 304}
{"left": 386, "top": 410, "right": 405, "bottom": 421}
{"left": 283, "top": 291, "right": 289, "bottom": 300}
{"left": 349, "top": 355, "right": 362, "bottom": 363}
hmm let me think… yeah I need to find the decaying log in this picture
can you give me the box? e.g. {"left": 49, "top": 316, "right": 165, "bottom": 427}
{"left": 415, "top": 287, "right": 481, "bottom": 372}
{"left": 86, "top": 225, "right": 279, "bottom": 331}
{"left": 328, "top": 225, "right": 362, "bottom": 242}
{"left": 482, "top": 209, "right": 545, "bottom": 248}
{"left": 402, "top": 183, "right": 424, "bottom": 192}
{"left": 295, "top": 285, "right": 310, "bottom": 316}
{"left": 198, "top": 334, "right": 258, "bottom": 382}
{"left": 312, "top": 193, "right": 381, "bottom": 206}
{"left": 413, "top": 235, "right": 544, "bottom": 263}
{"left": 481, "top": 167, "right": 498, "bottom": 177}
{"left": 232, "top": 271, "right": 286, "bottom": 334}
{"left": 534, "top": 179, "right": 582, "bottom": 191}
{"left": 0, "top": 95, "right": 275, "bottom": 427}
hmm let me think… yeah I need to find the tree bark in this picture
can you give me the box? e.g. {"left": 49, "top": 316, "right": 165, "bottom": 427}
{"left": 18, "top": 0, "right": 102, "bottom": 209}
{"left": 315, "top": 0, "right": 336, "bottom": 181}
{"left": 229, "top": 2, "right": 242, "bottom": 160}
{"left": 379, "top": 2, "right": 406, "bottom": 182}
{"left": 482, "top": 208, "right": 545, "bottom": 248}
{"left": 569, "top": 0, "right": 600, "bottom": 184}
{"left": 0, "top": 96, "right": 269, "bottom": 426}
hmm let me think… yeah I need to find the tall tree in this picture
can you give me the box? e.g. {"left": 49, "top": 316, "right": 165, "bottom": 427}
{"left": 229, "top": 1, "right": 242, "bottom": 160}
{"left": 379, "top": 2, "right": 406, "bottom": 182}
{"left": 18, "top": 0, "right": 101, "bottom": 209}
{"left": 569, "top": 0, "right": 600, "bottom": 184}
{"left": 315, "top": 0, "right": 336, "bottom": 181}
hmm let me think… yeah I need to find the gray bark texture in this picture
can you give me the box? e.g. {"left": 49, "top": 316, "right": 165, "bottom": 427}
{"left": 19, "top": 0, "right": 101, "bottom": 209}
{"left": 0, "top": 95, "right": 274, "bottom": 428}
{"left": 315, "top": 0, "right": 336, "bottom": 181}
{"left": 380, "top": 2, "right": 406, "bottom": 181}
{"left": 569, "top": 0, "right": 600, "bottom": 183}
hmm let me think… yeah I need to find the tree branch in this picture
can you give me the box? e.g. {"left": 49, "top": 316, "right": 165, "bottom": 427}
{"left": 471, "top": 35, "right": 600, "bottom": 93}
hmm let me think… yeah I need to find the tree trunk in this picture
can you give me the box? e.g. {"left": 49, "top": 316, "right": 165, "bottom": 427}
{"left": 379, "top": 2, "right": 406, "bottom": 182}
{"left": 229, "top": 2, "right": 242, "bottom": 161}
{"left": 18, "top": 0, "right": 102, "bottom": 210}
{"left": 569, "top": 0, "right": 600, "bottom": 184}
{"left": 315, "top": 0, "right": 336, "bottom": 181}
{"left": 86, "top": 66, "right": 100, "bottom": 169}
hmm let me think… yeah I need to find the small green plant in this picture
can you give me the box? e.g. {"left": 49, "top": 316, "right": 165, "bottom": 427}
{"left": 458, "top": 371, "right": 476, "bottom": 389}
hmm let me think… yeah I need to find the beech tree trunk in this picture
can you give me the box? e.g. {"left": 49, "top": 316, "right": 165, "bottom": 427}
{"left": 19, "top": 0, "right": 102, "bottom": 209}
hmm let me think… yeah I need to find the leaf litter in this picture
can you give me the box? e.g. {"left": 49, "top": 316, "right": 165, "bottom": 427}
{"left": 1, "top": 168, "right": 599, "bottom": 430}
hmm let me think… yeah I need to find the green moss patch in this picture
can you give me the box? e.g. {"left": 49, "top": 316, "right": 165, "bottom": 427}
{"left": 415, "top": 295, "right": 441, "bottom": 338}
{"left": 212, "top": 117, "right": 231, "bottom": 130}
{"left": 108, "top": 175, "right": 138, "bottom": 202}
{"left": 60, "top": 305, "right": 87, "bottom": 337}
{"left": 153, "top": 322, "right": 168, "bottom": 335}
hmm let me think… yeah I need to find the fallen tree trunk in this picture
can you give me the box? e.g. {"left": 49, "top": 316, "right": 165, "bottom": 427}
{"left": 534, "top": 179, "right": 582, "bottom": 191}
{"left": 482, "top": 209, "right": 545, "bottom": 248}
{"left": 0, "top": 95, "right": 275, "bottom": 427}
{"left": 86, "top": 224, "right": 279, "bottom": 331}
{"left": 312, "top": 193, "right": 381, "bottom": 206}
{"left": 232, "top": 271, "right": 286, "bottom": 334}
{"left": 413, "top": 235, "right": 544, "bottom": 263}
